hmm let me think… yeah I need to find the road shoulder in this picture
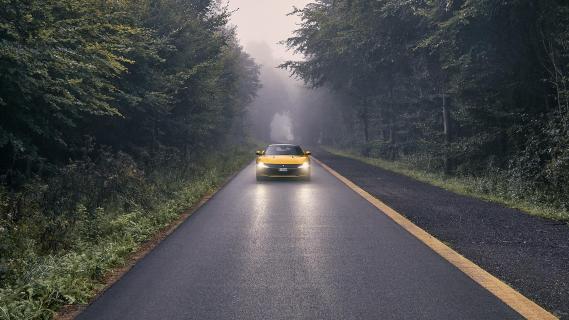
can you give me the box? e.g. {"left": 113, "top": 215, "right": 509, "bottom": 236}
{"left": 314, "top": 149, "right": 569, "bottom": 319}
{"left": 55, "top": 162, "right": 250, "bottom": 320}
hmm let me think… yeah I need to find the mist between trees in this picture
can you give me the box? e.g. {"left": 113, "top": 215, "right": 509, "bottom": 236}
{"left": 245, "top": 40, "right": 345, "bottom": 145}
{"left": 282, "top": 0, "right": 569, "bottom": 215}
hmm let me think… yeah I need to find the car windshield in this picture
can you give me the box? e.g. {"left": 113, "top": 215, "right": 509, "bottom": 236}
{"left": 265, "top": 145, "right": 304, "bottom": 156}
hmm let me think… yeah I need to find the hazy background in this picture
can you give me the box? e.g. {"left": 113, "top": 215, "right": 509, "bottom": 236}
{"left": 227, "top": 0, "right": 315, "bottom": 143}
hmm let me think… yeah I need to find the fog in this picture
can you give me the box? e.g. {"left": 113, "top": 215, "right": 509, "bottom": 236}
{"left": 228, "top": 0, "right": 310, "bottom": 62}
{"left": 228, "top": 0, "right": 334, "bottom": 144}
{"left": 270, "top": 113, "right": 294, "bottom": 141}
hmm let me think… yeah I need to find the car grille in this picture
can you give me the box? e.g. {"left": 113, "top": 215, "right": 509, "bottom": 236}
{"left": 265, "top": 164, "right": 302, "bottom": 169}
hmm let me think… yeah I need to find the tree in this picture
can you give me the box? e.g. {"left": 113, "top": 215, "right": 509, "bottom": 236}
{"left": 283, "top": 0, "right": 569, "bottom": 177}
{"left": 0, "top": 0, "right": 261, "bottom": 183}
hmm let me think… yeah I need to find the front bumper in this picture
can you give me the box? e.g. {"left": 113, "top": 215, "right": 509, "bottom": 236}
{"left": 256, "top": 164, "right": 311, "bottom": 177}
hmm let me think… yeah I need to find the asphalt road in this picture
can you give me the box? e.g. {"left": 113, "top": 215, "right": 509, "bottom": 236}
{"left": 77, "top": 161, "right": 522, "bottom": 320}
{"left": 315, "top": 148, "right": 569, "bottom": 319}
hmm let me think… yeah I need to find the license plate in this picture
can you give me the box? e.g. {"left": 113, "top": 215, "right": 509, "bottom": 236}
{"left": 278, "top": 168, "right": 288, "bottom": 172}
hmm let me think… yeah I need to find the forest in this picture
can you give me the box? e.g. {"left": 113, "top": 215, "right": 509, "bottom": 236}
{"left": 2, "top": 0, "right": 569, "bottom": 318}
{"left": 283, "top": 0, "right": 569, "bottom": 218}
{"left": 0, "top": 0, "right": 259, "bottom": 318}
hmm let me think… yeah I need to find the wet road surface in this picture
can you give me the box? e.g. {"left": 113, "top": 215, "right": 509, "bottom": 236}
{"left": 77, "top": 162, "right": 521, "bottom": 320}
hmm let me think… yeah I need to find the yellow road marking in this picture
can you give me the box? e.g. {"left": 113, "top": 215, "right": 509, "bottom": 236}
{"left": 313, "top": 157, "right": 558, "bottom": 320}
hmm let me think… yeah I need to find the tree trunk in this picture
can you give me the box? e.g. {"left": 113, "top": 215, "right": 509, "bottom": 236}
{"left": 442, "top": 88, "right": 451, "bottom": 174}
{"left": 389, "top": 86, "right": 395, "bottom": 143}
{"left": 388, "top": 118, "right": 394, "bottom": 143}
{"left": 363, "top": 115, "right": 369, "bottom": 143}
{"left": 442, "top": 91, "right": 450, "bottom": 143}
{"left": 361, "top": 105, "right": 369, "bottom": 143}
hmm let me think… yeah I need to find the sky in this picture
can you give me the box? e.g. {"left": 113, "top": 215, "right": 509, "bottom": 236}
{"left": 227, "top": 0, "right": 311, "bottom": 62}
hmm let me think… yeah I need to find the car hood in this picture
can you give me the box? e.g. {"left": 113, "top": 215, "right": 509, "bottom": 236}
{"left": 258, "top": 155, "right": 309, "bottom": 165}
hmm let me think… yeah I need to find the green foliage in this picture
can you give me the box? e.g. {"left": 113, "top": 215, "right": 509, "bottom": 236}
{"left": 0, "top": 0, "right": 260, "bottom": 183}
{"left": 0, "top": 1, "right": 260, "bottom": 318}
{"left": 0, "top": 145, "right": 254, "bottom": 319}
{"left": 325, "top": 146, "right": 569, "bottom": 222}
{"left": 1, "top": 0, "right": 139, "bottom": 169}
{"left": 284, "top": 0, "right": 569, "bottom": 212}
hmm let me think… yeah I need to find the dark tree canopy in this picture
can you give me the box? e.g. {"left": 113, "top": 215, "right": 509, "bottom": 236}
{"left": 0, "top": 2, "right": 261, "bottom": 315}
{"left": 0, "top": 0, "right": 260, "bottom": 185}
{"left": 283, "top": 0, "right": 569, "bottom": 206}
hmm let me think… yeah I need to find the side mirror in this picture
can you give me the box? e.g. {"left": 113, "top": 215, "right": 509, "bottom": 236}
{"left": 305, "top": 151, "right": 311, "bottom": 156}
{"left": 256, "top": 150, "right": 263, "bottom": 156}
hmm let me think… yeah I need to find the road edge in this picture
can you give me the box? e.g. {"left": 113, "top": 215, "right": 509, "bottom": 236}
{"left": 55, "top": 161, "right": 252, "bottom": 320}
{"left": 313, "top": 156, "right": 558, "bottom": 320}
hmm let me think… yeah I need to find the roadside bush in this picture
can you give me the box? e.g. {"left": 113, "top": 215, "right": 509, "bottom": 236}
{"left": 0, "top": 144, "right": 254, "bottom": 319}
{"left": 0, "top": 149, "right": 148, "bottom": 258}
{"left": 328, "top": 117, "right": 569, "bottom": 221}
{"left": 358, "top": 139, "right": 446, "bottom": 172}
{"left": 507, "top": 114, "right": 569, "bottom": 211}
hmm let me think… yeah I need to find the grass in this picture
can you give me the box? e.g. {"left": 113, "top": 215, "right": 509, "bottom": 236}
{"left": 323, "top": 146, "right": 569, "bottom": 222}
{"left": 0, "top": 145, "right": 255, "bottom": 320}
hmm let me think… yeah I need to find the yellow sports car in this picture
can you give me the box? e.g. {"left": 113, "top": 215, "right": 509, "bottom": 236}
{"left": 256, "top": 144, "right": 311, "bottom": 181}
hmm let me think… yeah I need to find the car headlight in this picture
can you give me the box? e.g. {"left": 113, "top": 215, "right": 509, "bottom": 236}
{"left": 257, "top": 162, "right": 268, "bottom": 169}
{"left": 298, "top": 162, "right": 310, "bottom": 169}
